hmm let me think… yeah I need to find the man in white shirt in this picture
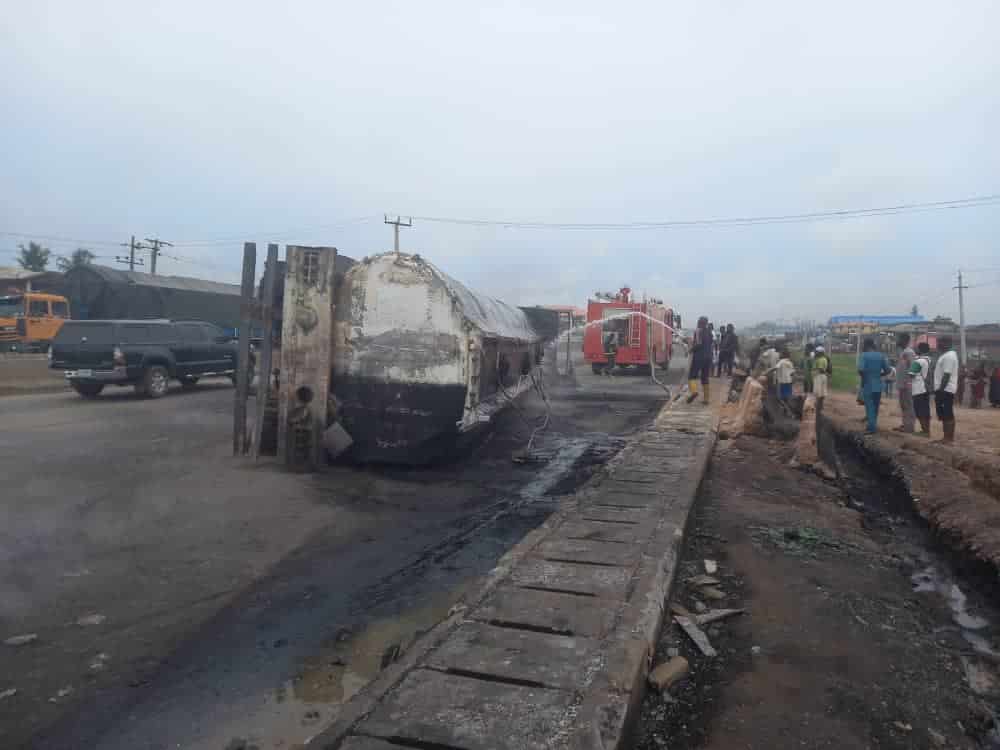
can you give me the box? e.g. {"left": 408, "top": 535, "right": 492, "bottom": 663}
{"left": 933, "top": 336, "right": 959, "bottom": 444}
{"left": 909, "top": 342, "right": 932, "bottom": 436}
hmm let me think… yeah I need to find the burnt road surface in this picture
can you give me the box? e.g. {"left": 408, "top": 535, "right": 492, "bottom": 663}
{"left": 1, "top": 353, "right": 683, "bottom": 750}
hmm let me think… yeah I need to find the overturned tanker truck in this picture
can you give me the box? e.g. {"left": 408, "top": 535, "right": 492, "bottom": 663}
{"left": 331, "top": 252, "right": 557, "bottom": 464}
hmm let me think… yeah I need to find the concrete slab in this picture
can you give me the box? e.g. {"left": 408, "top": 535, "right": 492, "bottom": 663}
{"left": 536, "top": 537, "right": 642, "bottom": 567}
{"left": 425, "top": 621, "right": 600, "bottom": 689}
{"left": 510, "top": 558, "right": 632, "bottom": 599}
{"left": 605, "top": 472, "right": 660, "bottom": 484}
{"left": 340, "top": 737, "right": 404, "bottom": 750}
{"left": 601, "top": 480, "right": 661, "bottom": 495}
{"left": 356, "top": 668, "right": 572, "bottom": 750}
{"left": 589, "top": 492, "right": 663, "bottom": 509}
{"left": 559, "top": 519, "right": 652, "bottom": 544}
{"left": 579, "top": 504, "right": 657, "bottom": 524}
{"left": 472, "top": 585, "right": 619, "bottom": 637}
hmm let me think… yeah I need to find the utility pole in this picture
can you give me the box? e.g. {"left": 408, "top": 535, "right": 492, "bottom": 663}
{"left": 116, "top": 235, "right": 147, "bottom": 270}
{"left": 384, "top": 215, "right": 412, "bottom": 254}
{"left": 955, "top": 269, "right": 969, "bottom": 365}
{"left": 144, "top": 237, "right": 173, "bottom": 275}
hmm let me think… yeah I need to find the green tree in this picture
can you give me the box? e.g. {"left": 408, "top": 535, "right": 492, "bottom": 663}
{"left": 16, "top": 242, "right": 51, "bottom": 271}
{"left": 57, "top": 247, "right": 96, "bottom": 272}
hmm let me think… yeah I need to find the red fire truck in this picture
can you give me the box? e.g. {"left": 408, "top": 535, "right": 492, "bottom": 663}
{"left": 583, "top": 287, "right": 674, "bottom": 374}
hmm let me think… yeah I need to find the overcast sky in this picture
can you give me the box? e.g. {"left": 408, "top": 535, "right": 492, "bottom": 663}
{"left": 3, "top": 1, "right": 998, "bottom": 325}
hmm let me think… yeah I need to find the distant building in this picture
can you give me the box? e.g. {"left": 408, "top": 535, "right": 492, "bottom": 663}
{"left": 828, "top": 314, "right": 927, "bottom": 335}
{"left": 0, "top": 267, "right": 65, "bottom": 296}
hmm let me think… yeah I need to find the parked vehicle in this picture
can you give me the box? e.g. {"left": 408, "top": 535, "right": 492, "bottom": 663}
{"left": 0, "top": 292, "right": 71, "bottom": 351}
{"left": 49, "top": 319, "right": 242, "bottom": 398}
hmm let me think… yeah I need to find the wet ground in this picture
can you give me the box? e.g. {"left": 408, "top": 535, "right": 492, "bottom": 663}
{"left": 632, "top": 430, "right": 1000, "bottom": 750}
{"left": 2, "top": 349, "right": 680, "bottom": 749}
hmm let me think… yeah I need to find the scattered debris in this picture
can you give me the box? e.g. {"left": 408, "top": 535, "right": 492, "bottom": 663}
{"left": 687, "top": 574, "right": 720, "bottom": 587}
{"left": 648, "top": 656, "right": 690, "bottom": 692}
{"left": 76, "top": 613, "right": 106, "bottom": 627}
{"left": 693, "top": 600, "right": 708, "bottom": 613}
{"left": 0, "top": 688, "right": 16, "bottom": 701}
{"left": 701, "top": 586, "right": 726, "bottom": 601}
{"left": 703, "top": 559, "right": 718, "bottom": 575}
{"left": 3, "top": 634, "right": 38, "bottom": 647}
{"left": 48, "top": 686, "right": 73, "bottom": 703}
{"left": 927, "top": 728, "right": 946, "bottom": 747}
{"left": 751, "top": 645, "right": 762, "bottom": 655}
{"left": 89, "top": 652, "right": 110, "bottom": 671}
{"left": 674, "top": 615, "right": 717, "bottom": 657}
{"left": 893, "top": 721, "right": 913, "bottom": 733}
{"left": 697, "top": 608, "right": 745, "bottom": 626}
{"left": 669, "top": 602, "right": 694, "bottom": 619}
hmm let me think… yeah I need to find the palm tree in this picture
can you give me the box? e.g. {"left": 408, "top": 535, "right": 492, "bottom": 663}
{"left": 17, "top": 242, "right": 51, "bottom": 271}
{"left": 57, "top": 248, "right": 97, "bottom": 272}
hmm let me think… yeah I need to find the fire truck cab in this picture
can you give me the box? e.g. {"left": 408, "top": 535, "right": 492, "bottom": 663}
{"left": 582, "top": 287, "right": 674, "bottom": 374}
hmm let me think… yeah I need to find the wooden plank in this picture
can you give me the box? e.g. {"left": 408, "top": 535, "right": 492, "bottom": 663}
{"left": 675, "top": 615, "right": 717, "bottom": 657}
{"left": 357, "top": 669, "right": 571, "bottom": 750}
{"left": 425, "top": 621, "right": 599, "bottom": 689}
{"left": 233, "top": 242, "right": 256, "bottom": 455}
{"left": 252, "top": 243, "right": 278, "bottom": 460}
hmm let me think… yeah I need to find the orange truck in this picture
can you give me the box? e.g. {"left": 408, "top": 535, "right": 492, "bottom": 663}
{"left": 0, "top": 292, "right": 71, "bottom": 351}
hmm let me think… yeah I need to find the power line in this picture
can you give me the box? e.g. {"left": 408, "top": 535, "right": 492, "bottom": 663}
{"left": 411, "top": 193, "right": 1000, "bottom": 231}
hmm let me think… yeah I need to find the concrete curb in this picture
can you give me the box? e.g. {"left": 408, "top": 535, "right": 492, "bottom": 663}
{"left": 314, "top": 400, "right": 719, "bottom": 750}
{"left": 315, "top": 494, "right": 586, "bottom": 748}
{"left": 567, "top": 418, "right": 718, "bottom": 750}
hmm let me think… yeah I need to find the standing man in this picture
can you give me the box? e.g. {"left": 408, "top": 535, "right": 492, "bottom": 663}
{"left": 933, "top": 336, "right": 959, "bottom": 444}
{"left": 801, "top": 343, "right": 815, "bottom": 394}
{"left": 717, "top": 324, "right": 736, "bottom": 376}
{"left": 910, "top": 342, "right": 932, "bottom": 436}
{"left": 895, "top": 333, "right": 916, "bottom": 433}
{"left": 603, "top": 330, "right": 618, "bottom": 377}
{"left": 813, "top": 345, "right": 831, "bottom": 414}
{"left": 749, "top": 337, "right": 768, "bottom": 371}
{"left": 772, "top": 348, "right": 795, "bottom": 402}
{"left": 858, "top": 338, "right": 891, "bottom": 434}
{"left": 686, "top": 316, "right": 712, "bottom": 404}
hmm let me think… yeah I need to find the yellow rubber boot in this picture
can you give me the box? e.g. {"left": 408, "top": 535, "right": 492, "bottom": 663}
{"left": 686, "top": 379, "right": 699, "bottom": 403}
{"left": 702, "top": 381, "right": 711, "bottom": 404}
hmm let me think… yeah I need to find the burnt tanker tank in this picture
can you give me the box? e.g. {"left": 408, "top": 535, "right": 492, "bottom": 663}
{"left": 333, "top": 252, "right": 548, "bottom": 463}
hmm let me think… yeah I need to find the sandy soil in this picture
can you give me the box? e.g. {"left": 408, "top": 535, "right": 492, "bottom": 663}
{"left": 824, "top": 390, "right": 1000, "bottom": 459}
{"left": 631, "top": 433, "right": 1000, "bottom": 750}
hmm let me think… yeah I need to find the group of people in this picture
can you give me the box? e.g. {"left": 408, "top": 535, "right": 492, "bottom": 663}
{"left": 685, "top": 317, "right": 738, "bottom": 404}
{"left": 858, "top": 333, "right": 961, "bottom": 442}
{"left": 960, "top": 361, "right": 1000, "bottom": 409}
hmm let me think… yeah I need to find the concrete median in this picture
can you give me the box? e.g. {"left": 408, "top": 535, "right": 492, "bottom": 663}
{"left": 314, "top": 399, "right": 718, "bottom": 750}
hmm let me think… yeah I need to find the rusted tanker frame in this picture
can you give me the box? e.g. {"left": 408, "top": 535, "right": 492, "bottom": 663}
{"left": 232, "top": 243, "right": 337, "bottom": 472}
{"left": 277, "top": 246, "right": 338, "bottom": 470}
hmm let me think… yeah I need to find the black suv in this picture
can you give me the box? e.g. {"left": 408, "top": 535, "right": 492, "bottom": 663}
{"left": 50, "top": 319, "right": 241, "bottom": 398}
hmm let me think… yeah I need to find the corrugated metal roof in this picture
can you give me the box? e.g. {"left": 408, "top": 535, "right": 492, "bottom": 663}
{"left": 77, "top": 264, "right": 240, "bottom": 295}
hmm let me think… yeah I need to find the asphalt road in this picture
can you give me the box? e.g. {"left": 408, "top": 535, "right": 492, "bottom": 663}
{"left": 1, "top": 354, "right": 683, "bottom": 749}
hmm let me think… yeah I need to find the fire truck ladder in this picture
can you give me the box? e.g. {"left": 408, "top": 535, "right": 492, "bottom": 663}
{"left": 629, "top": 307, "right": 641, "bottom": 348}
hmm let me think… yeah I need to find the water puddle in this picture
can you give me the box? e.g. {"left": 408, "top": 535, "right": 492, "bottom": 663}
{"left": 911, "top": 565, "right": 990, "bottom": 631}
{"left": 911, "top": 564, "right": 1000, "bottom": 704}
{"left": 199, "top": 591, "right": 461, "bottom": 750}
{"left": 200, "top": 437, "right": 597, "bottom": 749}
